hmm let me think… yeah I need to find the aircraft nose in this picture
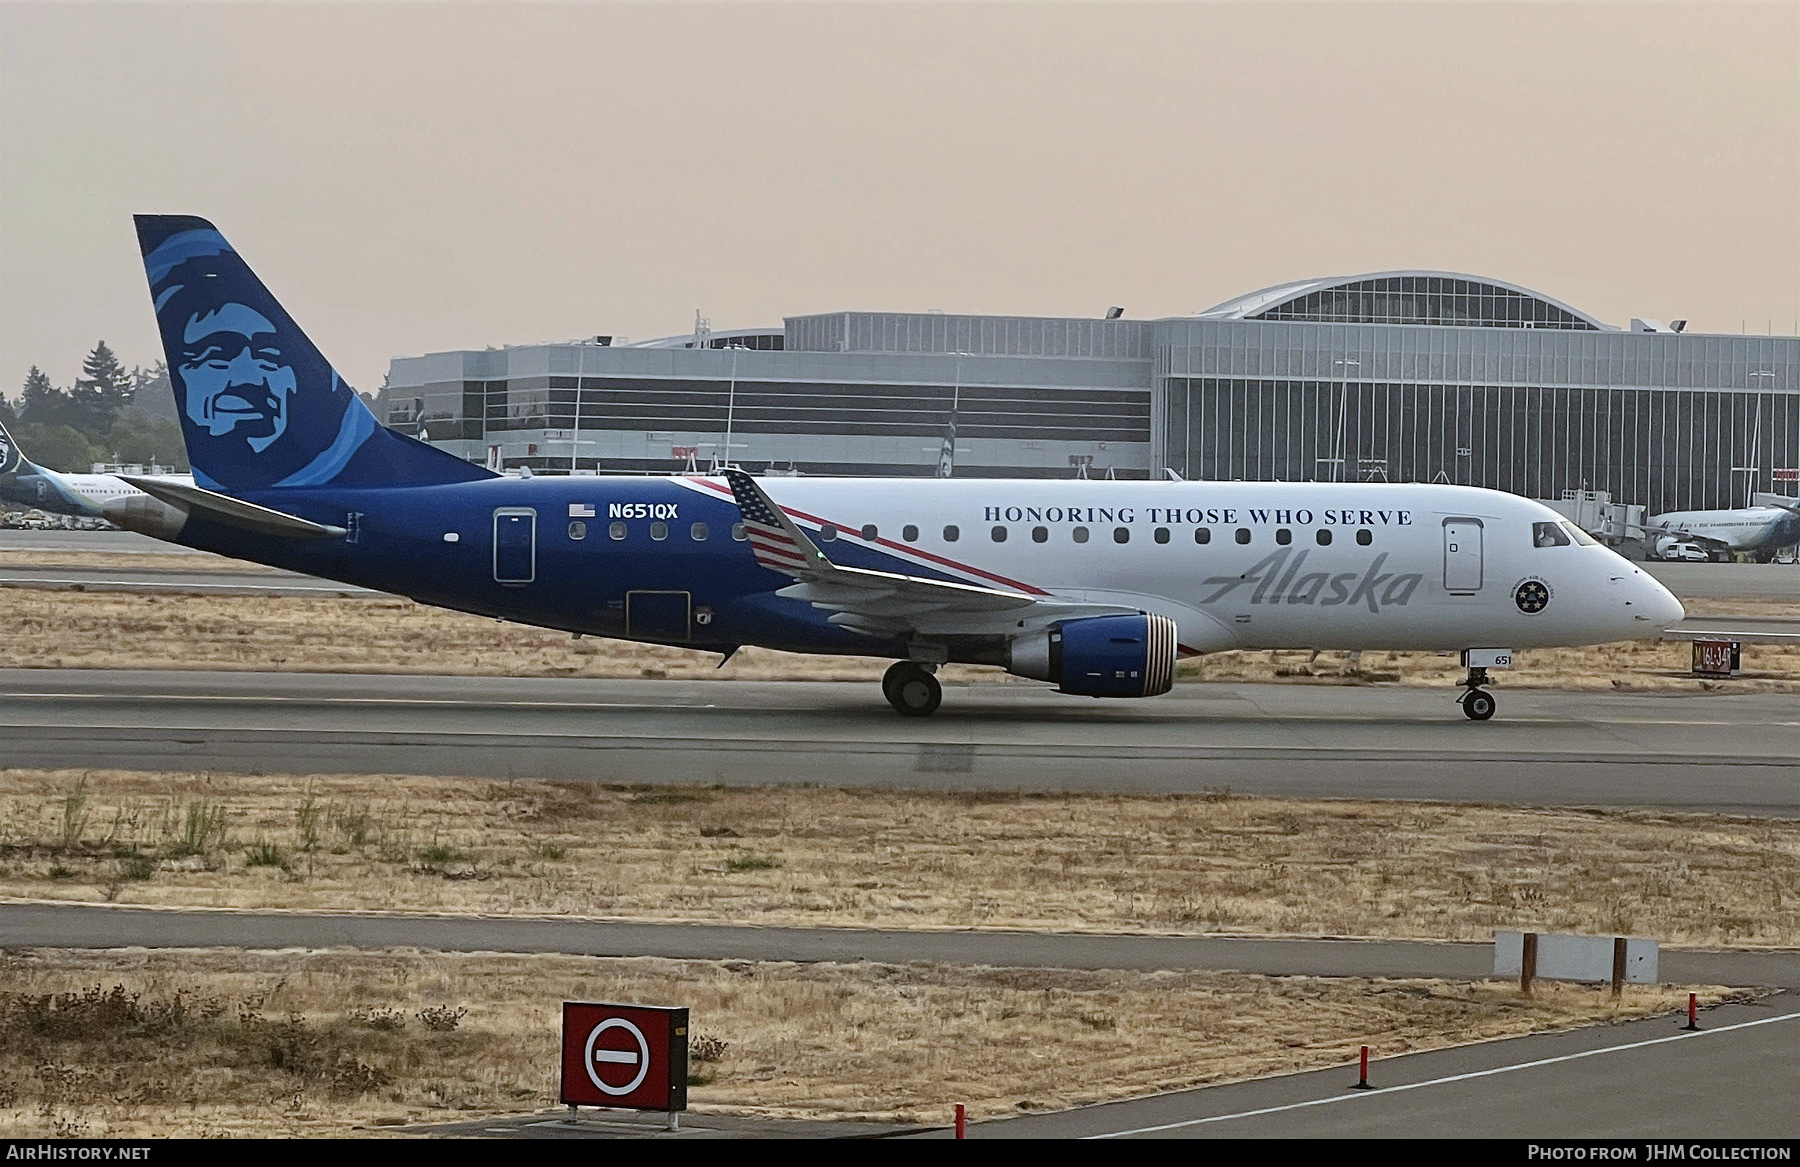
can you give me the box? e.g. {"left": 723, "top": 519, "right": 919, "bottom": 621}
{"left": 1634, "top": 572, "right": 1685, "bottom": 629}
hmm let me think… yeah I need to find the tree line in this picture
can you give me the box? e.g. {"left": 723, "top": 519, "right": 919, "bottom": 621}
{"left": 0, "top": 342, "right": 189, "bottom": 473}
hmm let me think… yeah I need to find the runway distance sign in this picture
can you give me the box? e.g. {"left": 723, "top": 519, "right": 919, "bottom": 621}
{"left": 560, "top": 1002, "right": 689, "bottom": 1112}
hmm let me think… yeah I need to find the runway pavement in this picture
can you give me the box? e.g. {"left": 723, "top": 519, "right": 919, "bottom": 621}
{"left": 4, "top": 669, "right": 1797, "bottom": 812}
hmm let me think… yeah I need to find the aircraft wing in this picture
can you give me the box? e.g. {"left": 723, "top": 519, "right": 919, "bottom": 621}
{"left": 722, "top": 469, "right": 1131, "bottom": 637}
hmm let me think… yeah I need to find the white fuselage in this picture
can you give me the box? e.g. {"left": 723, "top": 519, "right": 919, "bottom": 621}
{"left": 683, "top": 478, "right": 1685, "bottom": 654}
{"left": 1647, "top": 507, "right": 1799, "bottom": 554}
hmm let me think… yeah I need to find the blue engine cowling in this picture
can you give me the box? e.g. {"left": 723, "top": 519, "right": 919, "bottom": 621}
{"left": 1005, "top": 613, "right": 1178, "bottom": 698}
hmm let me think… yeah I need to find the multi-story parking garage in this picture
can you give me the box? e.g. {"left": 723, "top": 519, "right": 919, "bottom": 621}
{"left": 380, "top": 271, "right": 1799, "bottom": 513}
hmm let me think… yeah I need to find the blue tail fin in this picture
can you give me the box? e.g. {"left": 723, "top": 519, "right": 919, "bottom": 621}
{"left": 0, "top": 418, "right": 21, "bottom": 477}
{"left": 134, "top": 215, "right": 494, "bottom": 493}
{"left": 0, "top": 419, "right": 105, "bottom": 518}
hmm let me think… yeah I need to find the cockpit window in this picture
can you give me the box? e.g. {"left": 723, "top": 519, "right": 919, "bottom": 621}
{"left": 1561, "top": 521, "right": 1599, "bottom": 546}
{"left": 1532, "top": 521, "right": 1571, "bottom": 547}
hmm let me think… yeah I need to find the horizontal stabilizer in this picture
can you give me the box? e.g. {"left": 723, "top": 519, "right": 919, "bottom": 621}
{"left": 120, "top": 475, "right": 346, "bottom": 539}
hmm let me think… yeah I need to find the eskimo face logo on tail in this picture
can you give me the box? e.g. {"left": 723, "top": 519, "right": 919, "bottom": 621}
{"left": 140, "top": 219, "right": 372, "bottom": 490}
{"left": 0, "top": 429, "right": 15, "bottom": 474}
{"left": 177, "top": 302, "right": 297, "bottom": 452}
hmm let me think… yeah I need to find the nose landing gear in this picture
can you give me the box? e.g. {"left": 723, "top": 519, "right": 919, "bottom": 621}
{"left": 1456, "top": 649, "right": 1513, "bottom": 722}
{"left": 883, "top": 660, "right": 942, "bottom": 717}
{"left": 1458, "top": 666, "right": 1496, "bottom": 721}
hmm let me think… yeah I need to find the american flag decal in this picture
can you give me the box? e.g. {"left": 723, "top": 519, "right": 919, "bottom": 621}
{"left": 724, "top": 469, "right": 815, "bottom": 573}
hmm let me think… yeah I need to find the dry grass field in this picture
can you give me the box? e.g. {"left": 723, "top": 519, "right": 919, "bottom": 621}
{"left": 3, "top": 587, "right": 1798, "bottom": 688}
{"left": 0, "top": 946, "right": 1744, "bottom": 1137}
{"left": 4, "top": 770, "right": 1796, "bottom": 947}
{"left": 0, "top": 569, "right": 1791, "bottom": 1136}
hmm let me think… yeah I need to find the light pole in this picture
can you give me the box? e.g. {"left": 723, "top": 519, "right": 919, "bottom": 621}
{"left": 1741, "top": 369, "right": 1777, "bottom": 505}
{"left": 1320, "top": 356, "right": 1358, "bottom": 482}
{"left": 923, "top": 351, "right": 970, "bottom": 476}
{"left": 720, "top": 346, "right": 740, "bottom": 472}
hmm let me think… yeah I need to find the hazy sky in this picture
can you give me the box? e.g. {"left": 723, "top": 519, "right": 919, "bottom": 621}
{"left": 2, "top": 1, "right": 1796, "bottom": 398}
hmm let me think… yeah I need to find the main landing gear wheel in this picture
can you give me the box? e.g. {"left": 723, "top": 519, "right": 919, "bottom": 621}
{"left": 1458, "top": 665, "right": 1496, "bottom": 721}
{"left": 883, "top": 661, "right": 942, "bottom": 717}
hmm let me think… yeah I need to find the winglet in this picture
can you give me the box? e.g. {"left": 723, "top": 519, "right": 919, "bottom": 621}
{"left": 721, "top": 468, "right": 828, "bottom": 576}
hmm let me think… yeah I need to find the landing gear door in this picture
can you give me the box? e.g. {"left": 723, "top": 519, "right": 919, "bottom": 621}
{"left": 626, "top": 590, "right": 692, "bottom": 643}
{"left": 493, "top": 507, "right": 537, "bottom": 585}
{"left": 1443, "top": 517, "right": 1483, "bottom": 594}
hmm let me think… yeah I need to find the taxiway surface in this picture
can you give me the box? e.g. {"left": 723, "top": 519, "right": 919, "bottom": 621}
{"left": 5, "top": 902, "right": 1794, "bottom": 988}
{"left": 914, "top": 999, "right": 1800, "bottom": 1139}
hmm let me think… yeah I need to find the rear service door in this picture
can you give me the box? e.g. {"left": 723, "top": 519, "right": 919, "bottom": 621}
{"left": 493, "top": 508, "right": 537, "bottom": 584}
{"left": 1442, "top": 517, "right": 1483, "bottom": 593}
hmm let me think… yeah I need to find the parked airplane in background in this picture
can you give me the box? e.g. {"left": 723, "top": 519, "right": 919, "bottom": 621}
{"left": 0, "top": 419, "right": 193, "bottom": 520}
{"left": 107, "top": 215, "right": 1685, "bottom": 721}
{"left": 1639, "top": 501, "right": 1800, "bottom": 562}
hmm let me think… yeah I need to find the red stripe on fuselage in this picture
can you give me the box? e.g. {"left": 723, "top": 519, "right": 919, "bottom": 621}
{"left": 686, "top": 477, "right": 1048, "bottom": 595}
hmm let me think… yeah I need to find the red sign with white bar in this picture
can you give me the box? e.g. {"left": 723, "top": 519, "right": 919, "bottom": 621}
{"left": 560, "top": 1002, "right": 689, "bottom": 1111}
{"left": 1773, "top": 469, "right": 1798, "bottom": 481}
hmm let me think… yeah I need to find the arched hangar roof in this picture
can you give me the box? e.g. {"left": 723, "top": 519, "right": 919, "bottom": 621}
{"left": 1194, "top": 271, "right": 1610, "bottom": 331}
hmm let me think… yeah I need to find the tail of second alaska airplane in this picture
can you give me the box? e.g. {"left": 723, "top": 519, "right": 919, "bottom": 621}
{"left": 133, "top": 215, "right": 494, "bottom": 495}
{"left": 0, "top": 417, "right": 21, "bottom": 478}
{"left": 0, "top": 418, "right": 107, "bottom": 518}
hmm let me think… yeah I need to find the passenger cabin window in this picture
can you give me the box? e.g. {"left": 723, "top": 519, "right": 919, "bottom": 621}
{"left": 1153, "top": 527, "right": 1170, "bottom": 544}
{"left": 1195, "top": 528, "right": 1211, "bottom": 545}
{"left": 1356, "top": 529, "right": 1373, "bottom": 545}
{"left": 1032, "top": 526, "right": 1049, "bottom": 543}
{"left": 650, "top": 521, "right": 668, "bottom": 541}
{"left": 1315, "top": 529, "right": 1332, "bottom": 546}
{"left": 861, "top": 524, "right": 878, "bottom": 540}
{"left": 690, "top": 522, "right": 708, "bottom": 541}
{"left": 1113, "top": 527, "right": 1130, "bottom": 544}
{"left": 903, "top": 524, "right": 919, "bottom": 542}
{"left": 1235, "top": 528, "right": 1251, "bottom": 545}
{"left": 1276, "top": 528, "right": 1292, "bottom": 545}
{"left": 609, "top": 521, "right": 627, "bottom": 541}
{"left": 1073, "top": 526, "right": 1090, "bottom": 544}
{"left": 731, "top": 522, "right": 746, "bottom": 541}
{"left": 1562, "top": 521, "right": 1599, "bottom": 546}
{"left": 820, "top": 523, "right": 837, "bottom": 542}
{"left": 943, "top": 525, "right": 960, "bottom": 542}
{"left": 1532, "top": 522, "right": 1571, "bottom": 548}
{"left": 991, "top": 525, "right": 1008, "bottom": 543}
{"left": 568, "top": 521, "right": 587, "bottom": 541}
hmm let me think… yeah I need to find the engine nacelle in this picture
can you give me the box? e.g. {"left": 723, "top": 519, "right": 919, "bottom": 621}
{"left": 1005, "top": 613, "right": 1178, "bottom": 698}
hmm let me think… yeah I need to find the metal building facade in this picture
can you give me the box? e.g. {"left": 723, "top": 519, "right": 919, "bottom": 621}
{"left": 1157, "top": 320, "right": 1799, "bottom": 513}
{"left": 381, "top": 271, "right": 1799, "bottom": 511}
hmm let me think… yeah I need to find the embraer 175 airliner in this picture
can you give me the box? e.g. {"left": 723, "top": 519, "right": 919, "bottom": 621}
{"left": 102, "top": 215, "right": 1685, "bottom": 720}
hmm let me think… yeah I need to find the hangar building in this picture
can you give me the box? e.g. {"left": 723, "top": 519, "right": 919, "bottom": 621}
{"left": 381, "top": 271, "right": 1799, "bottom": 514}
